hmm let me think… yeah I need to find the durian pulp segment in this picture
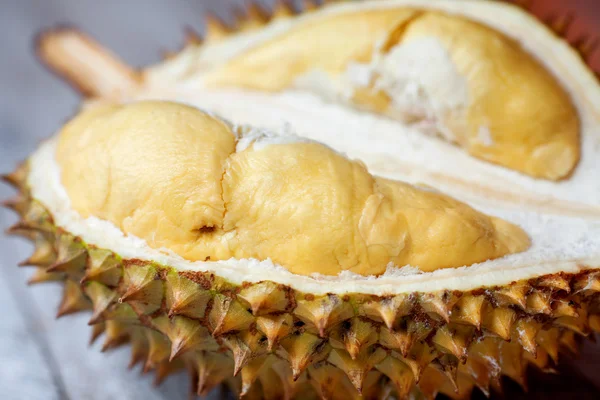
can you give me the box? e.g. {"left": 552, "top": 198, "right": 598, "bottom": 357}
{"left": 199, "top": 8, "right": 580, "bottom": 180}
{"left": 144, "top": 0, "right": 600, "bottom": 211}
{"left": 53, "top": 101, "right": 528, "bottom": 277}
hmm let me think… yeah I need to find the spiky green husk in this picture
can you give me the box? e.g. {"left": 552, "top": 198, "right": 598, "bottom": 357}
{"left": 3, "top": 162, "right": 600, "bottom": 399}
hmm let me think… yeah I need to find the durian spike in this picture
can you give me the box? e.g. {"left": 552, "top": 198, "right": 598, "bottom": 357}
{"left": 432, "top": 325, "right": 472, "bottom": 362}
{"left": 329, "top": 317, "right": 378, "bottom": 360}
{"left": 553, "top": 298, "right": 580, "bottom": 318}
{"left": 499, "top": 341, "right": 527, "bottom": 390}
{"left": 275, "top": 359, "right": 309, "bottom": 399}
{"left": 328, "top": 346, "right": 387, "bottom": 394}
{"left": 492, "top": 282, "right": 528, "bottom": 309}
{"left": 84, "top": 281, "right": 138, "bottom": 324}
{"left": 379, "top": 321, "right": 420, "bottom": 358}
{"left": 223, "top": 330, "right": 269, "bottom": 375}
{"left": 144, "top": 328, "right": 171, "bottom": 372}
{"left": 101, "top": 320, "right": 130, "bottom": 352}
{"left": 27, "top": 266, "right": 63, "bottom": 285}
{"left": 514, "top": 318, "right": 541, "bottom": 356}
{"left": 443, "top": 372, "right": 476, "bottom": 400}
{"left": 6, "top": 222, "right": 37, "bottom": 240}
{"left": 536, "top": 328, "right": 560, "bottom": 363}
{"left": 589, "top": 314, "right": 600, "bottom": 332}
{"left": 183, "top": 26, "right": 203, "bottom": 47}
{"left": 574, "top": 36, "right": 599, "bottom": 61}
{"left": 84, "top": 281, "right": 118, "bottom": 324}
{"left": 294, "top": 294, "right": 354, "bottom": 337}
{"left": 203, "top": 13, "right": 232, "bottom": 42}
{"left": 450, "top": 295, "right": 485, "bottom": 329}
{"left": 270, "top": 0, "right": 295, "bottom": 19}
{"left": 255, "top": 314, "right": 293, "bottom": 351}
{"left": 554, "top": 308, "right": 591, "bottom": 336}
{"left": 361, "top": 370, "right": 387, "bottom": 400}
{"left": 1, "top": 163, "right": 27, "bottom": 189}
{"left": 47, "top": 234, "right": 87, "bottom": 280}
{"left": 536, "top": 274, "right": 571, "bottom": 293}
{"left": 82, "top": 247, "right": 121, "bottom": 286}
{"left": 15, "top": 202, "right": 54, "bottom": 234}
{"left": 56, "top": 279, "right": 92, "bottom": 318}
{"left": 294, "top": 0, "right": 323, "bottom": 13}
{"left": 128, "top": 327, "right": 149, "bottom": 368}
{"left": 279, "top": 332, "right": 329, "bottom": 380}
{"left": 119, "top": 263, "right": 163, "bottom": 315}
{"left": 526, "top": 290, "right": 552, "bottom": 315}
{"left": 152, "top": 316, "right": 218, "bottom": 361}
{"left": 19, "top": 235, "right": 56, "bottom": 267}
{"left": 463, "top": 354, "right": 494, "bottom": 397}
{"left": 153, "top": 359, "right": 185, "bottom": 386}
{"left": 239, "top": 354, "right": 273, "bottom": 396}
{"left": 258, "top": 360, "right": 294, "bottom": 400}
{"left": 536, "top": 328, "right": 560, "bottom": 364}
{"left": 509, "top": 0, "right": 533, "bottom": 10}
{"left": 401, "top": 342, "right": 438, "bottom": 383}
{"left": 416, "top": 366, "right": 446, "bottom": 400}
{"left": 162, "top": 26, "right": 204, "bottom": 61}
{"left": 208, "top": 294, "right": 254, "bottom": 336}
{"left": 307, "top": 362, "right": 359, "bottom": 400}
{"left": 2, "top": 194, "right": 29, "bottom": 216}
{"left": 574, "top": 272, "right": 600, "bottom": 294}
{"left": 191, "top": 351, "right": 234, "bottom": 396}
{"left": 233, "top": 1, "right": 271, "bottom": 33}
{"left": 482, "top": 306, "right": 516, "bottom": 341}
{"left": 89, "top": 322, "right": 106, "bottom": 345}
{"left": 375, "top": 355, "right": 414, "bottom": 399}
{"left": 238, "top": 281, "right": 292, "bottom": 316}
{"left": 165, "top": 271, "right": 212, "bottom": 320}
{"left": 419, "top": 291, "right": 459, "bottom": 322}
{"left": 525, "top": 346, "right": 555, "bottom": 373}
{"left": 468, "top": 338, "right": 502, "bottom": 389}
{"left": 359, "top": 294, "right": 412, "bottom": 329}
{"left": 546, "top": 12, "right": 574, "bottom": 36}
{"left": 36, "top": 27, "right": 140, "bottom": 98}
{"left": 431, "top": 354, "right": 459, "bottom": 394}
{"left": 559, "top": 330, "right": 581, "bottom": 356}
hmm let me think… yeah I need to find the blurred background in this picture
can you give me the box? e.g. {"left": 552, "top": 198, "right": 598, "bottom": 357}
{"left": 0, "top": 1, "right": 599, "bottom": 399}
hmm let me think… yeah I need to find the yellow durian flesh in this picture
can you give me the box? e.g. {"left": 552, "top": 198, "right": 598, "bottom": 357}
{"left": 56, "top": 100, "right": 529, "bottom": 276}
{"left": 202, "top": 8, "right": 579, "bottom": 180}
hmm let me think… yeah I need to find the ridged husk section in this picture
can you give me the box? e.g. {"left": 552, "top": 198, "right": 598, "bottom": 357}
{"left": 3, "top": 163, "right": 600, "bottom": 399}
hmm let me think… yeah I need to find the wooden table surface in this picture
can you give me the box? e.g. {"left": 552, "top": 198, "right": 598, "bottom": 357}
{"left": 0, "top": 1, "right": 599, "bottom": 399}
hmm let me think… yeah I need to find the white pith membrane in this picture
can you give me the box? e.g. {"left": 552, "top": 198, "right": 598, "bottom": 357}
{"left": 26, "top": 0, "right": 600, "bottom": 296}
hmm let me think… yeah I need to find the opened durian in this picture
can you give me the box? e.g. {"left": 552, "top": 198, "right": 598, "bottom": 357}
{"left": 4, "top": 0, "right": 600, "bottom": 399}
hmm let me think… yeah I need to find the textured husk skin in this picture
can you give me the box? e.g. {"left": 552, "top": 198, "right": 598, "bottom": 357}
{"left": 3, "top": 162, "right": 600, "bottom": 399}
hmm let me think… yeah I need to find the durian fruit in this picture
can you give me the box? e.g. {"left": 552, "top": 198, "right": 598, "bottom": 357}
{"left": 4, "top": 0, "right": 600, "bottom": 399}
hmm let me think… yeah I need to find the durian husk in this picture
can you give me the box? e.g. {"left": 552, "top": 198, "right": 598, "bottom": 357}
{"left": 13, "top": 0, "right": 600, "bottom": 398}
{"left": 4, "top": 163, "right": 600, "bottom": 399}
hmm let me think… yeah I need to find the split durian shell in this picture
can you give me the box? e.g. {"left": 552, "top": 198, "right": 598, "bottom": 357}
{"left": 4, "top": 0, "right": 600, "bottom": 399}
{"left": 5, "top": 167, "right": 600, "bottom": 399}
